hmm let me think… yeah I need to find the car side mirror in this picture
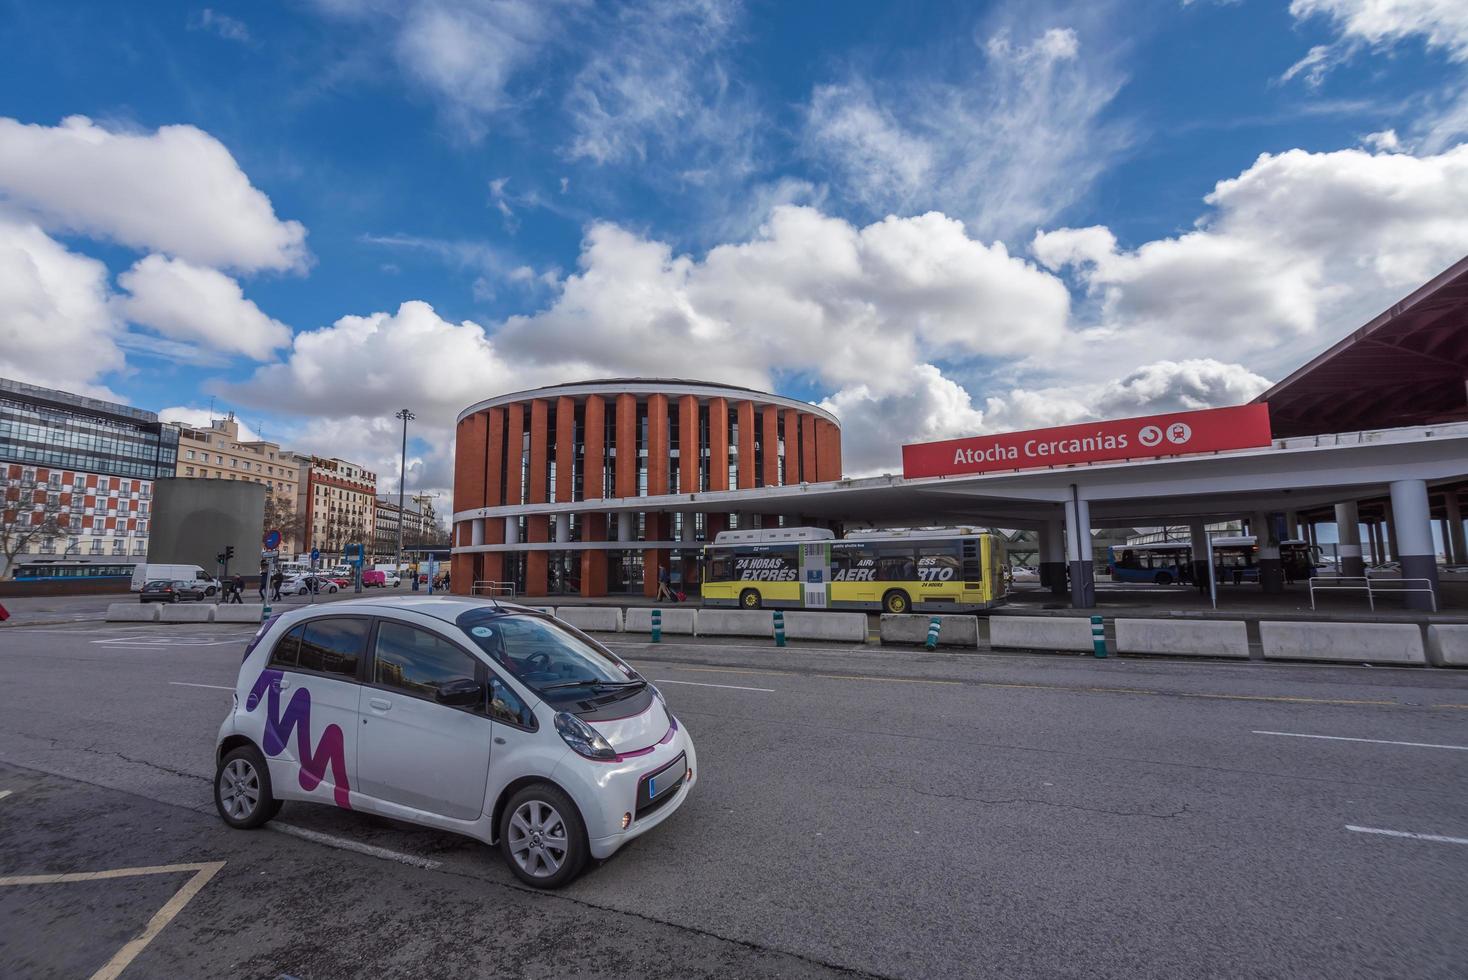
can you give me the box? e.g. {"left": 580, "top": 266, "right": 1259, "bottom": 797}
{"left": 436, "top": 677, "right": 484, "bottom": 707}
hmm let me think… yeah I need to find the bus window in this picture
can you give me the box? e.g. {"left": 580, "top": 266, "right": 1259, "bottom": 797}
{"left": 916, "top": 547, "right": 960, "bottom": 582}
{"left": 875, "top": 547, "right": 918, "bottom": 581}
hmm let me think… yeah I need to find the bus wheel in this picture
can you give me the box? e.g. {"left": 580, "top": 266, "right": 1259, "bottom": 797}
{"left": 1154, "top": 572, "right": 1173, "bottom": 586}
{"left": 883, "top": 590, "right": 911, "bottom": 614}
{"left": 739, "top": 589, "right": 762, "bottom": 610}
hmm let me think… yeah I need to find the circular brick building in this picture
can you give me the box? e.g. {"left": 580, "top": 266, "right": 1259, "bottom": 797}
{"left": 450, "top": 379, "right": 842, "bottom": 597}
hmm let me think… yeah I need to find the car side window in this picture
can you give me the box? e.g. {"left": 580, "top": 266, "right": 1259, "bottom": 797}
{"left": 297, "top": 618, "right": 369, "bottom": 679}
{"left": 488, "top": 673, "right": 535, "bottom": 730}
{"left": 373, "top": 621, "right": 481, "bottom": 705}
{"left": 269, "top": 624, "right": 304, "bottom": 669}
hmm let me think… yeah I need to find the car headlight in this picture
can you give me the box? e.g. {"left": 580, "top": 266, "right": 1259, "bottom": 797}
{"left": 554, "top": 712, "right": 618, "bottom": 761}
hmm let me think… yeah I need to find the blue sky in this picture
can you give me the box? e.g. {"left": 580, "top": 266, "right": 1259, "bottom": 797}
{"left": 2, "top": 0, "right": 1467, "bottom": 499}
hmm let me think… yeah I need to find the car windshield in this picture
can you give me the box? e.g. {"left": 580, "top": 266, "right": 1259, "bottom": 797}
{"left": 458, "top": 612, "right": 638, "bottom": 696}
{"left": 144, "top": 580, "right": 171, "bottom": 588}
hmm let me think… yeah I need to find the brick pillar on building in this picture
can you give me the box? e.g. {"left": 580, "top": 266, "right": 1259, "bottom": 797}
{"left": 505, "top": 403, "right": 525, "bottom": 507}
{"left": 706, "top": 512, "right": 729, "bottom": 539}
{"left": 615, "top": 394, "right": 637, "bottom": 499}
{"left": 736, "top": 400, "right": 756, "bottom": 490}
{"left": 643, "top": 513, "right": 670, "bottom": 597}
{"left": 761, "top": 405, "right": 779, "bottom": 487}
{"left": 707, "top": 397, "right": 730, "bottom": 492}
{"left": 801, "top": 414, "right": 818, "bottom": 486}
{"left": 678, "top": 395, "right": 699, "bottom": 494}
{"left": 519, "top": 400, "right": 549, "bottom": 596}
{"left": 783, "top": 408, "right": 801, "bottom": 483}
{"left": 647, "top": 394, "right": 670, "bottom": 497}
{"left": 485, "top": 406, "right": 506, "bottom": 509}
{"left": 815, "top": 419, "right": 841, "bottom": 482}
{"left": 583, "top": 396, "right": 605, "bottom": 501}
{"left": 580, "top": 515, "right": 607, "bottom": 597}
{"left": 455, "top": 413, "right": 489, "bottom": 511}
{"left": 555, "top": 395, "right": 575, "bottom": 504}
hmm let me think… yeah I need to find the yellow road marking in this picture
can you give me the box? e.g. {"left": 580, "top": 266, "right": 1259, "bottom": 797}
{"left": 0, "top": 861, "right": 226, "bottom": 980}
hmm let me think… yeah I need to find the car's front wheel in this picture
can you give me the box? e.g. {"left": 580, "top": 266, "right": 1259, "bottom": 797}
{"left": 499, "top": 783, "right": 587, "bottom": 889}
{"left": 214, "top": 745, "right": 282, "bottom": 829}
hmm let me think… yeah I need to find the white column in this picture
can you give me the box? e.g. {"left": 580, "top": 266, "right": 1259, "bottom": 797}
{"left": 1334, "top": 501, "right": 1363, "bottom": 577}
{"left": 471, "top": 518, "right": 485, "bottom": 547}
{"left": 1189, "top": 520, "right": 1209, "bottom": 589}
{"left": 554, "top": 513, "right": 570, "bottom": 544}
{"left": 1064, "top": 490, "right": 1094, "bottom": 608}
{"left": 1389, "top": 479, "right": 1439, "bottom": 610}
{"left": 617, "top": 511, "right": 635, "bottom": 542}
{"left": 503, "top": 517, "right": 519, "bottom": 545}
{"left": 1040, "top": 517, "right": 1066, "bottom": 594}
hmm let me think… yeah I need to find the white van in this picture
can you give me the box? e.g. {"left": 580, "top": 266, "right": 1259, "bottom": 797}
{"left": 130, "top": 563, "right": 220, "bottom": 595}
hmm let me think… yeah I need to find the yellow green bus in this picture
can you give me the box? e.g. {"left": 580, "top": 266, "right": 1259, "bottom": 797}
{"left": 700, "top": 527, "right": 1010, "bottom": 614}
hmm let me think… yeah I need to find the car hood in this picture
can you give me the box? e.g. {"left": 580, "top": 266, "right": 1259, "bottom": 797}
{"left": 586, "top": 697, "right": 671, "bottom": 753}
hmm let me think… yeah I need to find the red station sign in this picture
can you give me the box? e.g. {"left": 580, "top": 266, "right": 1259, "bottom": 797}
{"left": 901, "top": 403, "right": 1273, "bottom": 480}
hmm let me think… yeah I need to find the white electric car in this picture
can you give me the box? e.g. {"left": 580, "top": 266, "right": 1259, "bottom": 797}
{"left": 213, "top": 595, "right": 697, "bottom": 888}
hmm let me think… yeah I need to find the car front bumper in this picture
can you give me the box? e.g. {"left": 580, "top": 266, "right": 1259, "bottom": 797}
{"left": 564, "top": 722, "right": 698, "bottom": 861}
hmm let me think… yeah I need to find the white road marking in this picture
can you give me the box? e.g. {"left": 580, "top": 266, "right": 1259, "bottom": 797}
{"left": 0, "top": 861, "right": 226, "bottom": 980}
{"left": 169, "top": 682, "right": 235, "bottom": 691}
{"left": 653, "top": 678, "right": 775, "bottom": 693}
{"left": 0, "top": 790, "right": 11, "bottom": 802}
{"left": 1346, "top": 826, "right": 1468, "bottom": 846}
{"left": 271, "top": 823, "right": 442, "bottom": 869}
{"left": 1253, "top": 730, "right": 1468, "bottom": 751}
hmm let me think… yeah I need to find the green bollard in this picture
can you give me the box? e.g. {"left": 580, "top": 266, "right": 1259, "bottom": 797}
{"left": 651, "top": 608, "right": 662, "bottom": 643}
{"left": 925, "top": 616, "right": 942, "bottom": 650}
{"left": 773, "top": 609, "right": 786, "bottom": 648}
{"left": 261, "top": 600, "right": 272, "bottom": 623}
{"left": 1090, "top": 614, "right": 1107, "bottom": 658}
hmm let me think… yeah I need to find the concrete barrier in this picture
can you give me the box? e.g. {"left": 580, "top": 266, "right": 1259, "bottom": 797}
{"left": 784, "top": 612, "right": 867, "bottom": 643}
{"left": 1260, "top": 621, "right": 1425, "bottom": 665}
{"left": 158, "top": 603, "right": 216, "bottom": 623}
{"left": 553, "top": 606, "right": 623, "bottom": 633}
{"left": 697, "top": 610, "right": 773, "bottom": 638}
{"left": 879, "top": 614, "right": 978, "bottom": 648}
{"left": 1426, "top": 625, "right": 1468, "bottom": 667}
{"left": 520, "top": 605, "right": 557, "bottom": 617}
{"left": 105, "top": 602, "right": 159, "bottom": 622}
{"left": 215, "top": 604, "right": 266, "bottom": 623}
{"left": 1114, "top": 619, "right": 1249, "bottom": 659}
{"left": 624, "top": 608, "right": 698, "bottom": 635}
{"left": 988, "top": 616, "right": 1093, "bottom": 653}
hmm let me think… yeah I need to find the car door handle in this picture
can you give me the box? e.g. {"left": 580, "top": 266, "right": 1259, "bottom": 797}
{"left": 494, "top": 736, "right": 506, "bottom": 745}
{"left": 368, "top": 697, "right": 391, "bottom": 711}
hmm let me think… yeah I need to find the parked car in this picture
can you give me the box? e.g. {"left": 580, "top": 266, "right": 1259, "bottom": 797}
{"left": 213, "top": 596, "right": 697, "bottom": 888}
{"left": 282, "top": 574, "right": 340, "bottom": 595}
{"left": 140, "top": 579, "right": 208, "bottom": 603}
{"left": 131, "top": 563, "right": 219, "bottom": 595}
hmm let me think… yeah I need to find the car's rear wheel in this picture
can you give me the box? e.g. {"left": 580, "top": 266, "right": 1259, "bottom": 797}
{"left": 214, "top": 745, "right": 282, "bottom": 829}
{"left": 499, "top": 784, "right": 587, "bottom": 889}
{"left": 1154, "top": 572, "right": 1173, "bottom": 586}
{"left": 739, "top": 588, "right": 762, "bottom": 609}
{"left": 883, "top": 589, "right": 911, "bottom": 614}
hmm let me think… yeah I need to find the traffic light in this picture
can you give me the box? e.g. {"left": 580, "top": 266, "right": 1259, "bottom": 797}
{"left": 224, "top": 545, "right": 236, "bottom": 562}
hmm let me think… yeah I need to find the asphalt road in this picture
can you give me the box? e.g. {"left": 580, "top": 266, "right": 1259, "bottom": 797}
{"left": 2, "top": 623, "right": 1466, "bottom": 978}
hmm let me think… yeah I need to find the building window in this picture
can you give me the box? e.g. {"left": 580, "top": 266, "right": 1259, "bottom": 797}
{"left": 185, "top": 466, "right": 194, "bottom": 476}
{"left": 186, "top": 450, "right": 195, "bottom": 460}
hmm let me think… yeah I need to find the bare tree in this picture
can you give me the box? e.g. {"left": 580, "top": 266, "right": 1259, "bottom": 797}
{"left": 262, "top": 490, "right": 305, "bottom": 554}
{"left": 1, "top": 490, "right": 65, "bottom": 580}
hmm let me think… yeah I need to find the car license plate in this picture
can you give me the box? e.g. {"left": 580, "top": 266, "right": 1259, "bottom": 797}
{"left": 647, "top": 755, "right": 685, "bottom": 801}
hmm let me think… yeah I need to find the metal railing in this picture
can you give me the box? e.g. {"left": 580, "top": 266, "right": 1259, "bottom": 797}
{"left": 471, "top": 580, "right": 517, "bottom": 598}
{"left": 1309, "top": 575, "right": 1438, "bottom": 612}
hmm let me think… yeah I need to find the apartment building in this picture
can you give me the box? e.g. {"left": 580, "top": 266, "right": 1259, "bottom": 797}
{"left": 373, "top": 496, "right": 441, "bottom": 559}
{"left": 298, "top": 455, "right": 376, "bottom": 556}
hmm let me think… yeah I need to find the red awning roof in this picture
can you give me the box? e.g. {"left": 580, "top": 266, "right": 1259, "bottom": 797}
{"left": 1255, "top": 256, "right": 1468, "bottom": 437}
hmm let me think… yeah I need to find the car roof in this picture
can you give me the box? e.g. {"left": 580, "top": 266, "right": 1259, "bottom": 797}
{"left": 279, "top": 594, "right": 543, "bottom": 627}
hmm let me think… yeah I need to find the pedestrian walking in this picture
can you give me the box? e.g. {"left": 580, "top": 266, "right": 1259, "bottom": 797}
{"left": 657, "top": 564, "right": 675, "bottom": 602}
{"left": 259, "top": 565, "right": 268, "bottom": 601}
{"left": 231, "top": 573, "right": 245, "bottom": 604}
{"left": 270, "top": 569, "right": 284, "bottom": 601}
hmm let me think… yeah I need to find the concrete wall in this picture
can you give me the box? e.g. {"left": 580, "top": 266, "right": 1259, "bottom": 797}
{"left": 624, "top": 608, "right": 698, "bottom": 635}
{"left": 158, "top": 603, "right": 215, "bottom": 623}
{"left": 150, "top": 478, "right": 267, "bottom": 581}
{"left": 1260, "top": 621, "right": 1426, "bottom": 665}
{"left": 554, "top": 606, "right": 624, "bottom": 633}
{"left": 697, "top": 610, "right": 773, "bottom": 637}
{"left": 784, "top": 611, "right": 867, "bottom": 643}
{"left": 105, "top": 602, "right": 159, "bottom": 622}
{"left": 879, "top": 614, "right": 978, "bottom": 648}
{"left": 1426, "top": 625, "right": 1468, "bottom": 668}
{"left": 989, "top": 616, "right": 1093, "bottom": 653}
{"left": 1114, "top": 619, "right": 1249, "bottom": 659}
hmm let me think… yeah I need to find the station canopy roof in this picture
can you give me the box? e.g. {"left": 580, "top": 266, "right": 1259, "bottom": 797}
{"left": 1256, "top": 255, "right": 1468, "bottom": 437}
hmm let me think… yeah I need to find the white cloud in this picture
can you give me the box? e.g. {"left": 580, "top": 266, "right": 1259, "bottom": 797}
{"left": 802, "top": 22, "right": 1128, "bottom": 242}
{"left": 0, "top": 115, "right": 308, "bottom": 273}
{"left": 0, "top": 217, "right": 123, "bottom": 395}
{"left": 496, "top": 206, "right": 1071, "bottom": 392}
{"left": 189, "top": 9, "right": 251, "bottom": 43}
{"left": 1034, "top": 143, "right": 1468, "bottom": 373}
{"left": 1290, "top": 0, "right": 1468, "bottom": 60}
{"left": 115, "top": 255, "right": 293, "bottom": 359}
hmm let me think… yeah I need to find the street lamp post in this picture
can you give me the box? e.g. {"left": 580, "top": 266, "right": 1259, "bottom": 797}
{"left": 394, "top": 408, "right": 415, "bottom": 582}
